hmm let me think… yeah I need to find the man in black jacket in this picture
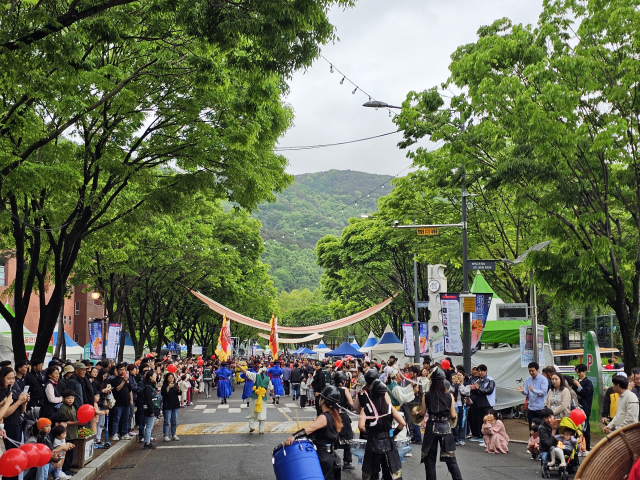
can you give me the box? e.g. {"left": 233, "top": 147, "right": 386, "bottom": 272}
{"left": 25, "top": 359, "right": 46, "bottom": 408}
{"left": 290, "top": 364, "right": 302, "bottom": 401}
{"left": 572, "top": 363, "right": 594, "bottom": 455}
{"left": 469, "top": 364, "right": 495, "bottom": 442}
{"left": 66, "top": 362, "right": 89, "bottom": 410}
{"left": 537, "top": 407, "right": 557, "bottom": 467}
{"left": 311, "top": 362, "right": 326, "bottom": 415}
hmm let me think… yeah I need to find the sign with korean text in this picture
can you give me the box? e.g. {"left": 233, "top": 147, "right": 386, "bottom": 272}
{"left": 462, "top": 296, "right": 476, "bottom": 313}
{"left": 89, "top": 320, "right": 103, "bottom": 360}
{"left": 417, "top": 227, "right": 439, "bottom": 236}
{"left": 106, "top": 323, "right": 121, "bottom": 359}
{"left": 441, "top": 293, "right": 462, "bottom": 354}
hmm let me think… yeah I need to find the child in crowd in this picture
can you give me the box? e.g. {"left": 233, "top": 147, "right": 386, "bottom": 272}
{"left": 528, "top": 424, "right": 540, "bottom": 460}
{"left": 36, "top": 418, "right": 54, "bottom": 480}
{"left": 179, "top": 374, "right": 190, "bottom": 407}
{"left": 52, "top": 425, "right": 71, "bottom": 479}
{"left": 60, "top": 389, "right": 81, "bottom": 474}
{"left": 91, "top": 392, "right": 108, "bottom": 440}
{"left": 306, "top": 373, "right": 314, "bottom": 407}
{"left": 549, "top": 429, "right": 577, "bottom": 467}
{"left": 300, "top": 373, "right": 308, "bottom": 409}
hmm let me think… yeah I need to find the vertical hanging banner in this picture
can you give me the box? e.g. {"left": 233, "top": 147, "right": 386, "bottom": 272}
{"left": 519, "top": 325, "right": 546, "bottom": 367}
{"left": 269, "top": 313, "right": 279, "bottom": 360}
{"left": 106, "top": 323, "right": 121, "bottom": 359}
{"left": 470, "top": 294, "right": 493, "bottom": 355}
{"left": 89, "top": 320, "right": 103, "bottom": 360}
{"left": 441, "top": 293, "right": 462, "bottom": 354}
{"left": 419, "top": 322, "right": 429, "bottom": 354}
{"left": 402, "top": 323, "right": 415, "bottom": 357}
{"left": 584, "top": 331, "right": 603, "bottom": 425}
{"left": 215, "top": 313, "right": 232, "bottom": 362}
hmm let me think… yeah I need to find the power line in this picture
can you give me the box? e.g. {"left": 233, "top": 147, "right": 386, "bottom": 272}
{"left": 274, "top": 130, "right": 400, "bottom": 151}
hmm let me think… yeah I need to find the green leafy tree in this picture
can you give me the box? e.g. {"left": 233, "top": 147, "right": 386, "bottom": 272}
{"left": 0, "top": 0, "right": 352, "bottom": 362}
{"left": 394, "top": 0, "right": 640, "bottom": 369}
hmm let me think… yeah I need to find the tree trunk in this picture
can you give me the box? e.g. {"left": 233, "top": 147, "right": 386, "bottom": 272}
{"left": 54, "top": 308, "right": 64, "bottom": 359}
{"left": 614, "top": 302, "right": 638, "bottom": 375}
{"left": 117, "top": 319, "right": 126, "bottom": 363}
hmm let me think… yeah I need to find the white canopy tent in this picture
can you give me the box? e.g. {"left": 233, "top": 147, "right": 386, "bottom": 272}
{"left": 359, "top": 332, "right": 378, "bottom": 353}
{"left": 370, "top": 325, "right": 407, "bottom": 364}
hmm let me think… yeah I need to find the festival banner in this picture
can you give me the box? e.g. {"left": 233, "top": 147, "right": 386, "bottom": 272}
{"left": 519, "top": 325, "right": 546, "bottom": 367}
{"left": 584, "top": 331, "right": 603, "bottom": 424}
{"left": 403, "top": 322, "right": 429, "bottom": 357}
{"left": 402, "top": 323, "right": 414, "bottom": 357}
{"left": 106, "top": 323, "right": 121, "bottom": 359}
{"left": 470, "top": 294, "right": 493, "bottom": 355}
{"left": 89, "top": 320, "right": 103, "bottom": 360}
{"left": 215, "top": 313, "right": 232, "bottom": 362}
{"left": 269, "top": 313, "right": 279, "bottom": 360}
{"left": 442, "top": 293, "right": 463, "bottom": 354}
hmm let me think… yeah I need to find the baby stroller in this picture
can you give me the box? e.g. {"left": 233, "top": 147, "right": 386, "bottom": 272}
{"left": 541, "top": 417, "right": 582, "bottom": 480}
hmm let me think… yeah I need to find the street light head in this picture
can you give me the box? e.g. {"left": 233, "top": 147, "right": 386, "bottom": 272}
{"left": 393, "top": 220, "right": 399, "bottom": 228}
{"left": 91, "top": 291, "right": 101, "bottom": 300}
{"left": 363, "top": 101, "right": 401, "bottom": 109}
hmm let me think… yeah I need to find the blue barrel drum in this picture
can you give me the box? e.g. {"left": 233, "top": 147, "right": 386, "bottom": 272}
{"left": 272, "top": 440, "right": 324, "bottom": 480}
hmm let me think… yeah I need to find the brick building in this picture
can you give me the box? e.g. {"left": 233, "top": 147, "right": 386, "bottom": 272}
{"left": 0, "top": 256, "right": 104, "bottom": 346}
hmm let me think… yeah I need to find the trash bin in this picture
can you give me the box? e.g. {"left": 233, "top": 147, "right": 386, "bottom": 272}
{"left": 71, "top": 433, "right": 96, "bottom": 468}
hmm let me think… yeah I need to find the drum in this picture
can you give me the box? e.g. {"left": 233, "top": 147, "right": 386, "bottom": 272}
{"left": 272, "top": 440, "right": 324, "bottom": 480}
{"left": 349, "top": 439, "right": 367, "bottom": 465}
{"left": 392, "top": 411, "right": 408, "bottom": 440}
{"left": 394, "top": 438, "right": 412, "bottom": 463}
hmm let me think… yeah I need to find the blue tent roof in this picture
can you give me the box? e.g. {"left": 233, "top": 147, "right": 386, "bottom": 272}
{"left": 316, "top": 341, "right": 329, "bottom": 349}
{"left": 326, "top": 341, "right": 364, "bottom": 358}
{"left": 350, "top": 339, "right": 360, "bottom": 349}
{"left": 361, "top": 332, "right": 378, "bottom": 349}
{"left": 297, "top": 347, "right": 316, "bottom": 355}
{"left": 52, "top": 331, "right": 80, "bottom": 348}
{"left": 377, "top": 327, "right": 402, "bottom": 345}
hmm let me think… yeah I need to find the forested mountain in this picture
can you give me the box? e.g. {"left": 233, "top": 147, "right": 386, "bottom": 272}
{"left": 255, "top": 170, "right": 393, "bottom": 291}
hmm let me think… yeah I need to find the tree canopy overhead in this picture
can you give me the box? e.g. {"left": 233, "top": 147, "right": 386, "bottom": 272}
{"left": 0, "top": 0, "right": 354, "bottom": 362}
{"left": 394, "top": 0, "right": 640, "bottom": 369}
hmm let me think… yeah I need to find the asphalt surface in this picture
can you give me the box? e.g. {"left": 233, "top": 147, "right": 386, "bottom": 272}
{"left": 97, "top": 386, "right": 565, "bottom": 480}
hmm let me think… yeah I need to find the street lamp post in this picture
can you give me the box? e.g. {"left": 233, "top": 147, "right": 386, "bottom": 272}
{"left": 91, "top": 290, "right": 108, "bottom": 360}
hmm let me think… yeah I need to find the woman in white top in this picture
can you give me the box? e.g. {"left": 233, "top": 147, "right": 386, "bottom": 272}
{"left": 544, "top": 372, "right": 571, "bottom": 419}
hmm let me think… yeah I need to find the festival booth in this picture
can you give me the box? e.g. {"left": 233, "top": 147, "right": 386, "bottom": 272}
{"left": 370, "top": 325, "right": 407, "bottom": 365}
{"left": 313, "top": 340, "right": 331, "bottom": 360}
{"left": 359, "top": 332, "right": 378, "bottom": 353}
{"left": 52, "top": 330, "right": 84, "bottom": 360}
{"left": 350, "top": 339, "right": 360, "bottom": 350}
{"left": 325, "top": 341, "right": 364, "bottom": 359}
{"left": 296, "top": 347, "right": 316, "bottom": 357}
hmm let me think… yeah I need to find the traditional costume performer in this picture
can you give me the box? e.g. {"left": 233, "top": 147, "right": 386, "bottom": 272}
{"left": 243, "top": 366, "right": 272, "bottom": 434}
{"left": 420, "top": 368, "right": 462, "bottom": 480}
{"left": 241, "top": 366, "right": 256, "bottom": 407}
{"left": 215, "top": 363, "right": 233, "bottom": 404}
{"left": 358, "top": 372, "right": 404, "bottom": 480}
{"left": 267, "top": 363, "right": 284, "bottom": 404}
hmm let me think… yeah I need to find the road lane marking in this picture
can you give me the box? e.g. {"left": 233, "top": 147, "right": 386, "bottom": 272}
{"left": 203, "top": 409, "right": 216, "bottom": 413}
{"left": 194, "top": 405, "right": 206, "bottom": 410}
{"left": 157, "top": 443, "right": 267, "bottom": 449}
{"left": 228, "top": 408, "right": 241, "bottom": 413}
{"left": 218, "top": 404, "right": 229, "bottom": 409}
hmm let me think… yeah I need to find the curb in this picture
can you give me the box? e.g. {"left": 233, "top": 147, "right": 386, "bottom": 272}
{"left": 71, "top": 433, "right": 141, "bottom": 480}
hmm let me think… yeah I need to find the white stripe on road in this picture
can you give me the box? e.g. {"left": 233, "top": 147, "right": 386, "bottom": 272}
{"left": 203, "top": 409, "right": 216, "bottom": 413}
{"left": 194, "top": 405, "right": 206, "bottom": 410}
{"left": 228, "top": 408, "right": 241, "bottom": 413}
{"left": 157, "top": 443, "right": 266, "bottom": 449}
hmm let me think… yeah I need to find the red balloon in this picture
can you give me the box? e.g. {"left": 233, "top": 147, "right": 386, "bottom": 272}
{"left": 198, "top": 356, "right": 202, "bottom": 360}
{"left": 167, "top": 364, "right": 177, "bottom": 374}
{"left": 211, "top": 355, "right": 215, "bottom": 359}
{"left": 34, "top": 444, "right": 52, "bottom": 468}
{"left": 19, "top": 443, "right": 40, "bottom": 469}
{"left": 146, "top": 353, "right": 154, "bottom": 358}
{"left": 77, "top": 404, "right": 95, "bottom": 423}
{"left": 570, "top": 408, "right": 586, "bottom": 426}
{"left": 197, "top": 359, "right": 204, "bottom": 366}
{"left": 441, "top": 359, "right": 451, "bottom": 370}
{"left": 335, "top": 360, "right": 343, "bottom": 368}
{"left": 0, "top": 449, "right": 29, "bottom": 476}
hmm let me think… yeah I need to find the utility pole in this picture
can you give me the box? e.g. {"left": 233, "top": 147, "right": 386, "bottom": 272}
{"left": 413, "top": 258, "right": 420, "bottom": 364}
{"left": 461, "top": 169, "right": 472, "bottom": 374}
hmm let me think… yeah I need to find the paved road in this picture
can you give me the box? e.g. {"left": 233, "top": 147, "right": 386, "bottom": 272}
{"left": 97, "top": 389, "right": 561, "bottom": 480}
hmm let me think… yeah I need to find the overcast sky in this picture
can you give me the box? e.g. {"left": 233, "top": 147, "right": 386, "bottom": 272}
{"left": 279, "top": 0, "right": 544, "bottom": 176}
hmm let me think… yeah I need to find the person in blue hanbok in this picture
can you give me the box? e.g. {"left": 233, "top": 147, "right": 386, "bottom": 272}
{"left": 267, "top": 362, "right": 284, "bottom": 405}
{"left": 241, "top": 365, "right": 256, "bottom": 407}
{"left": 215, "top": 363, "right": 233, "bottom": 404}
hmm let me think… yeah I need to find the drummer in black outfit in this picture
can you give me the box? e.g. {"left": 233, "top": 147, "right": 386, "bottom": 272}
{"left": 333, "top": 372, "right": 355, "bottom": 471}
{"left": 357, "top": 369, "right": 405, "bottom": 480}
{"left": 419, "top": 367, "right": 463, "bottom": 480}
{"left": 284, "top": 385, "right": 343, "bottom": 480}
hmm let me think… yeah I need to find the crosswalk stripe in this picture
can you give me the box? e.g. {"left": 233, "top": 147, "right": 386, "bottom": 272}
{"left": 194, "top": 405, "right": 206, "bottom": 410}
{"left": 203, "top": 409, "right": 216, "bottom": 413}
